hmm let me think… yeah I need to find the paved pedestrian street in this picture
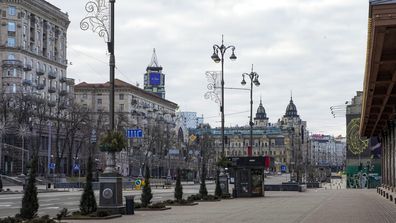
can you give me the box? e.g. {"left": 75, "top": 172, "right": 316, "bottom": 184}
{"left": 69, "top": 189, "right": 396, "bottom": 223}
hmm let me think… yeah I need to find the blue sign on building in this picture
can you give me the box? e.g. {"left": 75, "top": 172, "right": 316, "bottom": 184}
{"left": 281, "top": 165, "right": 287, "bottom": 172}
{"left": 149, "top": 72, "right": 161, "bottom": 85}
{"left": 127, "top": 129, "right": 143, "bottom": 138}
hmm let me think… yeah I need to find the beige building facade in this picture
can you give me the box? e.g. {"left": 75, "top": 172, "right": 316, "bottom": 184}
{"left": 0, "top": 0, "right": 72, "bottom": 100}
{"left": 74, "top": 79, "right": 180, "bottom": 176}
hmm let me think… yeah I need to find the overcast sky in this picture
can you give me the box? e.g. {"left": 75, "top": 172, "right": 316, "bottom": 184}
{"left": 47, "top": 0, "right": 368, "bottom": 136}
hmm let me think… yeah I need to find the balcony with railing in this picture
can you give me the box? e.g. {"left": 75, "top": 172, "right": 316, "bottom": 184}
{"left": 48, "top": 100, "right": 56, "bottom": 108}
{"left": 36, "top": 83, "right": 45, "bottom": 90}
{"left": 48, "top": 86, "right": 56, "bottom": 93}
{"left": 59, "top": 76, "right": 67, "bottom": 83}
{"left": 48, "top": 71, "right": 57, "bottom": 79}
{"left": 59, "top": 89, "right": 68, "bottom": 96}
{"left": 23, "top": 64, "right": 32, "bottom": 71}
{"left": 36, "top": 68, "right": 44, "bottom": 76}
{"left": 22, "top": 79, "right": 32, "bottom": 86}
{"left": 2, "top": 60, "right": 23, "bottom": 68}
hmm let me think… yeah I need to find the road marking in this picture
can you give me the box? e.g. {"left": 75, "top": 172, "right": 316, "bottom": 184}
{"left": 0, "top": 204, "right": 11, "bottom": 207}
{"left": 40, "top": 203, "right": 57, "bottom": 207}
{"left": 40, "top": 207, "right": 59, "bottom": 210}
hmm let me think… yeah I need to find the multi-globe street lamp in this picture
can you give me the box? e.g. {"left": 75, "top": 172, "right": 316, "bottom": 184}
{"left": 211, "top": 35, "right": 237, "bottom": 158}
{"left": 241, "top": 65, "right": 260, "bottom": 154}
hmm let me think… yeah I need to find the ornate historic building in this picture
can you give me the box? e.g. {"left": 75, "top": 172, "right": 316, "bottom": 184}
{"left": 191, "top": 97, "right": 309, "bottom": 173}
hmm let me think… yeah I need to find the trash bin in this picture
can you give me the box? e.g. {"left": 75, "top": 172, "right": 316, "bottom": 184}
{"left": 125, "top": 195, "right": 135, "bottom": 215}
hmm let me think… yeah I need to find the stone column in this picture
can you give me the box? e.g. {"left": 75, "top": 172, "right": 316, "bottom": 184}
{"left": 392, "top": 121, "right": 396, "bottom": 190}
{"left": 386, "top": 131, "right": 391, "bottom": 188}
{"left": 387, "top": 123, "right": 393, "bottom": 190}
{"left": 382, "top": 133, "right": 384, "bottom": 187}
{"left": 385, "top": 132, "right": 388, "bottom": 187}
{"left": 392, "top": 123, "right": 395, "bottom": 190}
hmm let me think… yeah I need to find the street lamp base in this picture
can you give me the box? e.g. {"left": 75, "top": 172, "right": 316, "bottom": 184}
{"left": 99, "top": 173, "right": 124, "bottom": 214}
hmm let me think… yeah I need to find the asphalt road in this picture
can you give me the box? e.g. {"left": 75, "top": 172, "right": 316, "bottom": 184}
{"left": 0, "top": 184, "right": 215, "bottom": 218}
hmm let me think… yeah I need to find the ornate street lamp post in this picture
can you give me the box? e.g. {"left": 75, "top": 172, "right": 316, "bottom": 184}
{"left": 211, "top": 35, "right": 236, "bottom": 158}
{"left": 81, "top": 0, "right": 115, "bottom": 131}
{"left": 81, "top": 0, "right": 123, "bottom": 213}
{"left": 241, "top": 65, "right": 260, "bottom": 155}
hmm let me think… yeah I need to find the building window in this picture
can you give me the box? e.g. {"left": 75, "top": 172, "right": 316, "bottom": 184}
{"left": 8, "top": 6, "right": 16, "bottom": 16}
{"left": 82, "top": 93, "right": 87, "bottom": 99}
{"left": 7, "top": 68, "right": 16, "bottom": 77}
{"left": 7, "top": 37, "right": 16, "bottom": 47}
{"left": 97, "top": 98, "right": 102, "bottom": 105}
{"left": 120, "top": 104, "right": 124, "bottom": 112}
{"left": 119, "top": 94, "right": 124, "bottom": 100}
{"left": 8, "top": 22, "right": 16, "bottom": 32}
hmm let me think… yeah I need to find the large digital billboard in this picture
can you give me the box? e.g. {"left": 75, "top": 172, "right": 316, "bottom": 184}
{"left": 149, "top": 72, "right": 161, "bottom": 85}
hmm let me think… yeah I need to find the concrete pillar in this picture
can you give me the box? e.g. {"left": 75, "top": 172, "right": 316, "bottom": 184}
{"left": 387, "top": 124, "right": 393, "bottom": 189}
{"left": 385, "top": 132, "right": 389, "bottom": 187}
{"left": 388, "top": 131, "right": 391, "bottom": 188}
{"left": 382, "top": 132, "right": 385, "bottom": 186}
{"left": 393, "top": 121, "right": 396, "bottom": 190}
{"left": 386, "top": 130, "right": 392, "bottom": 188}
{"left": 388, "top": 123, "right": 395, "bottom": 191}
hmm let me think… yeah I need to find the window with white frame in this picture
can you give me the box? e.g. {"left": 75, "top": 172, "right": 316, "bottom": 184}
{"left": 7, "top": 37, "right": 16, "bottom": 47}
{"left": 8, "top": 22, "right": 16, "bottom": 32}
{"left": 8, "top": 6, "right": 16, "bottom": 16}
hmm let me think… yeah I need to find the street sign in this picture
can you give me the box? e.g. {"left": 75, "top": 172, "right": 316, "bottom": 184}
{"left": 127, "top": 129, "right": 143, "bottom": 138}
{"left": 73, "top": 164, "right": 80, "bottom": 171}
{"left": 281, "top": 165, "right": 287, "bottom": 172}
{"left": 135, "top": 179, "right": 142, "bottom": 186}
{"left": 48, "top": 163, "right": 56, "bottom": 170}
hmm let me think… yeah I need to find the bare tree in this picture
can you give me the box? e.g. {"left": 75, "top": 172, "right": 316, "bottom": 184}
{"left": 63, "top": 102, "right": 90, "bottom": 176}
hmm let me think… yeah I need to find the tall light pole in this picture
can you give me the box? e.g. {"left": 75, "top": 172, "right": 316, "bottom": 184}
{"left": 81, "top": 0, "right": 123, "bottom": 212}
{"left": 241, "top": 65, "right": 260, "bottom": 155}
{"left": 211, "top": 35, "right": 236, "bottom": 158}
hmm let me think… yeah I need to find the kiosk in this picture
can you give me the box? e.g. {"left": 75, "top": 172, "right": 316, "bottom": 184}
{"left": 228, "top": 156, "right": 265, "bottom": 198}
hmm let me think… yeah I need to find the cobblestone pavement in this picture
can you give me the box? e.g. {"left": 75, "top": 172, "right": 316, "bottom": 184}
{"left": 68, "top": 189, "right": 396, "bottom": 223}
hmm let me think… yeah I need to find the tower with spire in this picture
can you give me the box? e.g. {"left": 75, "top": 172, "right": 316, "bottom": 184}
{"left": 144, "top": 48, "right": 166, "bottom": 98}
{"left": 279, "top": 93, "right": 303, "bottom": 129}
{"left": 254, "top": 98, "right": 269, "bottom": 127}
{"left": 278, "top": 93, "right": 306, "bottom": 132}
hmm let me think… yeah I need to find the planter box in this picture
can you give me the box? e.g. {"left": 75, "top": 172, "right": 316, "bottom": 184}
{"left": 135, "top": 207, "right": 171, "bottom": 211}
{"left": 196, "top": 199, "right": 221, "bottom": 202}
{"left": 64, "top": 214, "right": 122, "bottom": 220}
{"left": 166, "top": 202, "right": 198, "bottom": 206}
